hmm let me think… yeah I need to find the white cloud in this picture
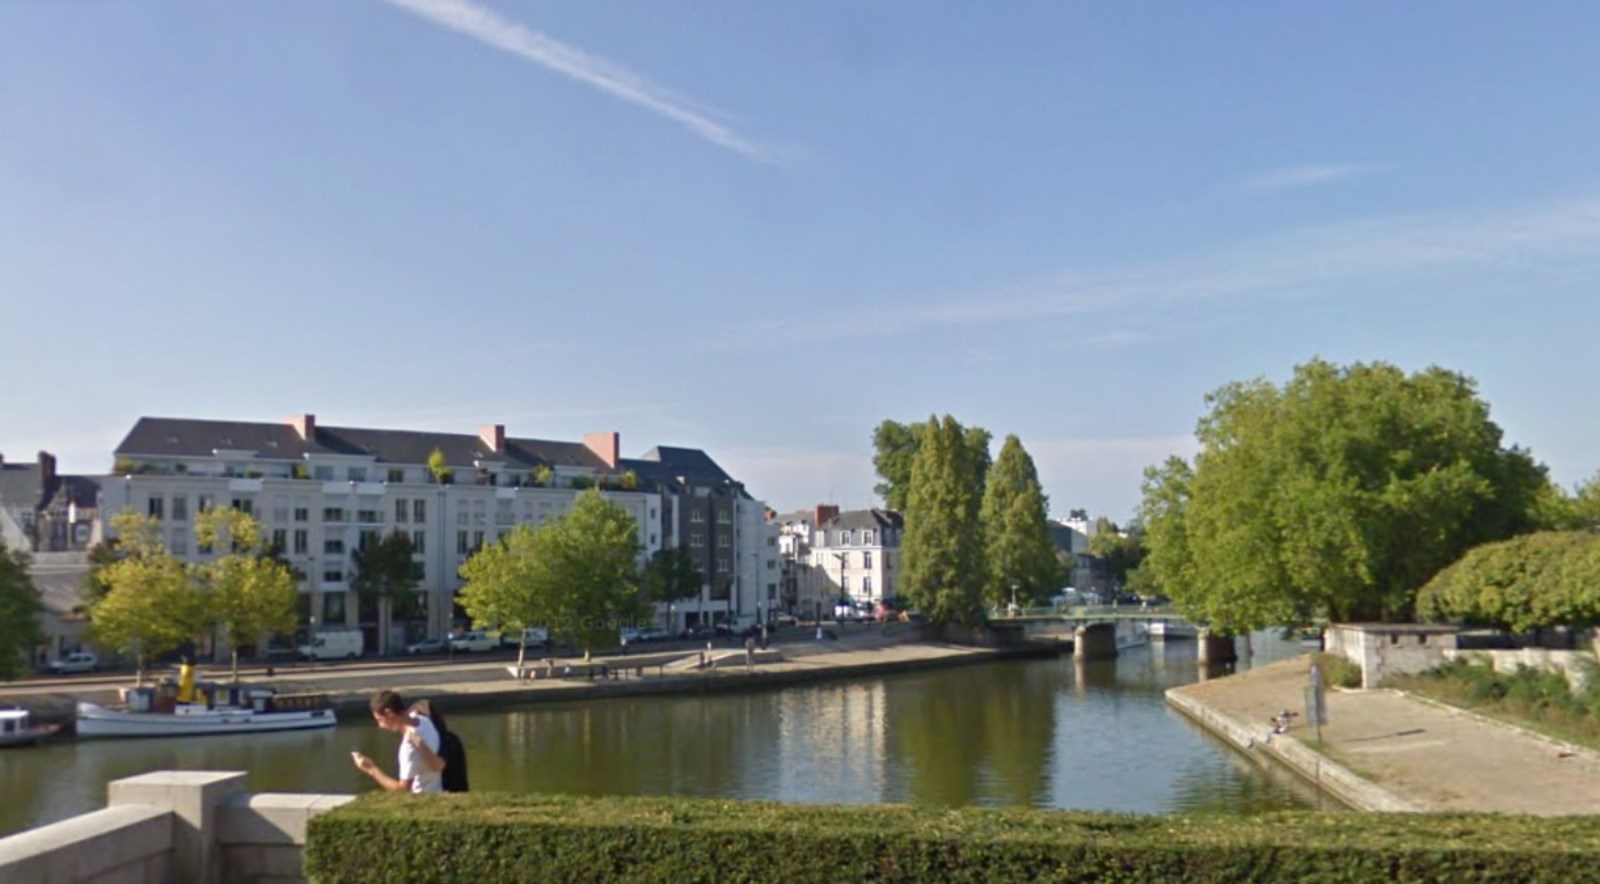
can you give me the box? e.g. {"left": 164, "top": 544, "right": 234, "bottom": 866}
{"left": 1237, "top": 163, "right": 1377, "bottom": 191}
{"left": 380, "top": 0, "right": 772, "bottom": 162}
{"left": 744, "top": 190, "right": 1600, "bottom": 342}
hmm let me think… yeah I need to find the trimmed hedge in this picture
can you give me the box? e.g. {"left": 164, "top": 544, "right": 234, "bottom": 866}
{"left": 306, "top": 792, "right": 1600, "bottom": 883}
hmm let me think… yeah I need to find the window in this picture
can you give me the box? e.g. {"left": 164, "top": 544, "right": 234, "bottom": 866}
{"left": 863, "top": 551, "right": 873, "bottom": 570}
{"left": 717, "top": 558, "right": 731, "bottom": 573}
{"left": 293, "top": 529, "right": 308, "bottom": 554}
{"left": 323, "top": 569, "right": 344, "bottom": 584}
{"left": 324, "top": 537, "right": 345, "bottom": 555}
{"left": 412, "top": 530, "right": 426, "bottom": 554}
{"left": 171, "top": 533, "right": 189, "bottom": 556}
{"left": 691, "top": 510, "right": 706, "bottom": 524}
{"left": 388, "top": 468, "right": 405, "bottom": 484}
{"left": 862, "top": 530, "right": 875, "bottom": 545}
{"left": 717, "top": 510, "right": 732, "bottom": 524}
{"left": 322, "top": 592, "right": 346, "bottom": 623}
{"left": 348, "top": 467, "right": 367, "bottom": 482}
{"left": 767, "top": 559, "right": 777, "bottom": 570}
{"left": 863, "top": 575, "right": 873, "bottom": 594}
{"left": 271, "top": 528, "right": 288, "bottom": 552}
{"left": 359, "top": 530, "right": 380, "bottom": 550}
{"left": 473, "top": 501, "right": 486, "bottom": 526}
{"left": 841, "top": 575, "right": 851, "bottom": 591}
{"left": 314, "top": 465, "right": 334, "bottom": 481}
{"left": 496, "top": 500, "right": 513, "bottom": 526}
{"left": 357, "top": 509, "right": 382, "bottom": 524}
{"left": 457, "top": 531, "right": 470, "bottom": 555}
{"left": 147, "top": 496, "right": 165, "bottom": 520}
{"left": 231, "top": 498, "right": 253, "bottom": 515}
{"left": 473, "top": 531, "right": 485, "bottom": 551}
{"left": 294, "top": 506, "right": 309, "bottom": 523}
{"left": 171, "top": 495, "right": 189, "bottom": 522}
{"left": 838, "top": 531, "right": 851, "bottom": 545}
{"left": 413, "top": 499, "right": 426, "bottom": 523}
{"left": 272, "top": 502, "right": 288, "bottom": 523}
{"left": 323, "top": 507, "right": 345, "bottom": 523}
{"left": 691, "top": 532, "right": 705, "bottom": 547}
{"left": 395, "top": 500, "right": 409, "bottom": 524}
{"left": 456, "top": 502, "right": 469, "bottom": 526}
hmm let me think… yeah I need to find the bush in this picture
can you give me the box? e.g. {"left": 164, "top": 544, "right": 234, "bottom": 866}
{"left": 1314, "top": 653, "right": 1362, "bottom": 689}
{"left": 306, "top": 792, "right": 1600, "bottom": 884}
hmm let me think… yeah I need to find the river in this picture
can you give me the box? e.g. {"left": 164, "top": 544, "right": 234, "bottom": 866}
{"left": 0, "top": 634, "right": 1333, "bottom": 836}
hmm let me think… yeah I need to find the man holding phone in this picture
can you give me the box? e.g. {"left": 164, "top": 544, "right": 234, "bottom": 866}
{"left": 350, "top": 689, "right": 443, "bottom": 793}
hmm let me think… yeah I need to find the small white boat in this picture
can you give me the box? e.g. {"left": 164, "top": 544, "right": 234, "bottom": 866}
{"left": 75, "top": 664, "right": 336, "bottom": 739}
{"left": 1148, "top": 621, "right": 1199, "bottom": 640}
{"left": 0, "top": 708, "right": 57, "bottom": 747}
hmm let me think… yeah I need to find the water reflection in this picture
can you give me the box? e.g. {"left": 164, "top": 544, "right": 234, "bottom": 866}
{"left": 1, "top": 634, "right": 1318, "bottom": 836}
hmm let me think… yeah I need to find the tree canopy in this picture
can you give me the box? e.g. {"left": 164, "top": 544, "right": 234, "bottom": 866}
{"left": 351, "top": 531, "right": 423, "bottom": 621}
{"left": 193, "top": 509, "right": 298, "bottom": 681}
{"left": 1137, "top": 360, "right": 1550, "bottom": 633}
{"left": 873, "top": 419, "right": 992, "bottom": 511}
{"left": 458, "top": 490, "right": 648, "bottom": 664}
{"left": 1416, "top": 532, "right": 1600, "bottom": 634}
{"left": 1087, "top": 518, "right": 1147, "bottom": 593}
{"left": 641, "top": 546, "right": 702, "bottom": 606}
{"left": 980, "top": 435, "right": 1061, "bottom": 608}
{"left": 0, "top": 540, "right": 43, "bottom": 679}
{"left": 91, "top": 541, "right": 205, "bottom": 685}
{"left": 901, "top": 415, "right": 989, "bottom": 626}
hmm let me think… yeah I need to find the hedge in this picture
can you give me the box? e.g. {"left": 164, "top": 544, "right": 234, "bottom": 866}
{"left": 305, "top": 792, "right": 1600, "bottom": 883}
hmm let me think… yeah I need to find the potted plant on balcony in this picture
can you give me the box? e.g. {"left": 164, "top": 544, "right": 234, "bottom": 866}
{"left": 428, "top": 448, "right": 454, "bottom": 485}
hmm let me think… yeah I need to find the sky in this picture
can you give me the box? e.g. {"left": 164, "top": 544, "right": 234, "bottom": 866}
{"left": 4, "top": 1, "right": 1600, "bottom": 522}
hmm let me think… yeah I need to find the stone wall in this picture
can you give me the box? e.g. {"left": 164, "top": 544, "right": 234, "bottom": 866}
{"left": 1444, "top": 648, "right": 1598, "bottom": 693}
{"left": 1326, "top": 624, "right": 1459, "bottom": 688}
{"left": 0, "top": 771, "right": 352, "bottom": 884}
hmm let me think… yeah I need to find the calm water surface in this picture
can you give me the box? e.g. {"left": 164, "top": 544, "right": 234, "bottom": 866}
{"left": 0, "top": 635, "right": 1332, "bottom": 836}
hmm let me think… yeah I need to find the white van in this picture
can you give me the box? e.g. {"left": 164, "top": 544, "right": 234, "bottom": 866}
{"left": 297, "top": 630, "right": 363, "bottom": 661}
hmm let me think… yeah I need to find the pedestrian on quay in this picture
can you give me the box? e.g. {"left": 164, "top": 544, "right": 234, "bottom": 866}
{"left": 350, "top": 690, "right": 442, "bottom": 793}
{"left": 407, "top": 699, "right": 469, "bottom": 793}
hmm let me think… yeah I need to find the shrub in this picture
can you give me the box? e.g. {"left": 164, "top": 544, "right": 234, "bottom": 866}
{"left": 307, "top": 792, "right": 1600, "bottom": 884}
{"left": 1314, "top": 653, "right": 1362, "bottom": 689}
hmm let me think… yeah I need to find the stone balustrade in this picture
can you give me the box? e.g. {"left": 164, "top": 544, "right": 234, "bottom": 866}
{"left": 0, "top": 771, "right": 352, "bottom": 884}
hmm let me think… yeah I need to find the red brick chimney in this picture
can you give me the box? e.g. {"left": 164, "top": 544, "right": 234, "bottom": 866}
{"left": 288, "top": 414, "right": 316, "bottom": 441}
{"left": 814, "top": 504, "right": 840, "bottom": 528}
{"left": 583, "top": 432, "right": 620, "bottom": 469}
{"left": 479, "top": 424, "right": 505, "bottom": 453}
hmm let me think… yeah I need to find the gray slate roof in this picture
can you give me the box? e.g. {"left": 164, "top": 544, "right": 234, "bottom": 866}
{"left": 114, "top": 417, "right": 737, "bottom": 489}
{"left": 0, "top": 463, "right": 44, "bottom": 509}
{"left": 821, "top": 509, "right": 904, "bottom": 531}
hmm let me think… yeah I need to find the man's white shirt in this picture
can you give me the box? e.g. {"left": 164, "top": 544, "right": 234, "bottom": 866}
{"left": 398, "top": 715, "right": 443, "bottom": 793}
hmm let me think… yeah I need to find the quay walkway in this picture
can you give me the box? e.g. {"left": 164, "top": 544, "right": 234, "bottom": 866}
{"left": 1169, "top": 656, "right": 1600, "bottom": 814}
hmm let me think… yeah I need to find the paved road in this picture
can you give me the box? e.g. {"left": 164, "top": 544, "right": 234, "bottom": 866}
{"left": 1175, "top": 656, "right": 1600, "bottom": 815}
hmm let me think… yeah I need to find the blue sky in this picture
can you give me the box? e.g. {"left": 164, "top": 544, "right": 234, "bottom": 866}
{"left": 4, "top": 1, "right": 1600, "bottom": 521}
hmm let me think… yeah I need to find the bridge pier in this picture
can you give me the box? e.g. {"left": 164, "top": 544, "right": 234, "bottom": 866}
{"left": 1073, "top": 623, "right": 1118, "bottom": 660}
{"left": 1196, "top": 629, "right": 1237, "bottom": 665}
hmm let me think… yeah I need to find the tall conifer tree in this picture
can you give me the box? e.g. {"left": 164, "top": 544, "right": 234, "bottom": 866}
{"left": 902, "top": 416, "right": 989, "bottom": 625}
{"left": 981, "top": 435, "right": 1061, "bottom": 609}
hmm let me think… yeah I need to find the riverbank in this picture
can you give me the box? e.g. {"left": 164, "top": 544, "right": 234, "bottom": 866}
{"left": 2, "top": 632, "right": 1065, "bottom": 728}
{"left": 1167, "top": 655, "right": 1600, "bottom": 814}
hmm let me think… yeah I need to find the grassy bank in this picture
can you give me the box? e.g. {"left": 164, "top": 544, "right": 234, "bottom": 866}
{"left": 1388, "top": 658, "right": 1600, "bottom": 752}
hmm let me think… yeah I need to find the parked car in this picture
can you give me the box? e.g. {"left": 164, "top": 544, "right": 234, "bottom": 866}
{"left": 46, "top": 652, "right": 98, "bottom": 674}
{"left": 450, "top": 631, "right": 497, "bottom": 653}
{"left": 638, "top": 627, "right": 670, "bottom": 642}
{"left": 298, "top": 629, "right": 364, "bottom": 661}
{"left": 501, "top": 627, "right": 550, "bottom": 648}
{"left": 773, "top": 613, "right": 799, "bottom": 628}
{"left": 404, "top": 637, "right": 449, "bottom": 656}
{"left": 619, "top": 627, "right": 643, "bottom": 645}
{"left": 679, "top": 624, "right": 715, "bottom": 641}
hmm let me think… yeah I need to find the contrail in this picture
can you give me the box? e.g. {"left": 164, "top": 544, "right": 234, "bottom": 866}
{"left": 380, "top": 0, "right": 771, "bottom": 162}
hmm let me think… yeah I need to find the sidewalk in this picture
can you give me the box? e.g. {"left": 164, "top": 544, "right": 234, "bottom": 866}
{"left": 1170, "top": 656, "right": 1600, "bottom": 814}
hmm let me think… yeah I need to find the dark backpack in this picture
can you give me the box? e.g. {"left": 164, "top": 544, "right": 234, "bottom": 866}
{"left": 439, "top": 730, "right": 469, "bottom": 793}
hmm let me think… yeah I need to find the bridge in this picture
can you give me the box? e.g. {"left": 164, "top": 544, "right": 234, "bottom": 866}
{"left": 986, "top": 606, "right": 1231, "bottom": 663}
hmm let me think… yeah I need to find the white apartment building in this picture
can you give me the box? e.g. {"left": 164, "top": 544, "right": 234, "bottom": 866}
{"left": 99, "top": 414, "right": 776, "bottom": 654}
{"left": 772, "top": 506, "right": 903, "bottom": 619}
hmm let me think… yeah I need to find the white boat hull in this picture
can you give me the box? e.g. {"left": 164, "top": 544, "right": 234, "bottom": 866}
{"left": 76, "top": 702, "right": 337, "bottom": 739}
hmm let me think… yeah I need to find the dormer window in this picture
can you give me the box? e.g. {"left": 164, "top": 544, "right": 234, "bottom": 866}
{"left": 862, "top": 530, "right": 875, "bottom": 545}
{"left": 839, "top": 530, "right": 851, "bottom": 545}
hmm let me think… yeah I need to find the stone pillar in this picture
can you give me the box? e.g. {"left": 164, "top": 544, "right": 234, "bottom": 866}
{"left": 1197, "top": 629, "right": 1237, "bottom": 665}
{"left": 1073, "top": 622, "right": 1118, "bottom": 660}
{"left": 108, "top": 770, "right": 247, "bottom": 884}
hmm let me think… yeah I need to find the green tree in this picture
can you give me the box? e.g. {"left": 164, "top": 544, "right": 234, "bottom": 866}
{"left": 193, "top": 509, "right": 299, "bottom": 680}
{"left": 980, "top": 435, "right": 1061, "bottom": 609}
{"left": 459, "top": 490, "right": 648, "bottom": 664}
{"left": 351, "top": 531, "right": 422, "bottom": 653}
{"left": 901, "top": 416, "right": 989, "bottom": 625}
{"left": 873, "top": 419, "right": 993, "bottom": 511}
{"left": 427, "top": 447, "right": 453, "bottom": 484}
{"left": 1087, "top": 518, "right": 1147, "bottom": 592}
{"left": 641, "top": 546, "right": 702, "bottom": 620}
{"left": 91, "top": 551, "right": 204, "bottom": 685}
{"left": 0, "top": 540, "right": 43, "bottom": 679}
{"left": 1137, "top": 360, "right": 1549, "bottom": 634}
{"left": 1534, "top": 471, "right": 1600, "bottom": 531}
{"left": 1416, "top": 532, "right": 1600, "bottom": 634}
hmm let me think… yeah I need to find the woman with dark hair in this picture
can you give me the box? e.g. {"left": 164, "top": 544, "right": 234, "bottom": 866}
{"left": 406, "top": 699, "right": 470, "bottom": 792}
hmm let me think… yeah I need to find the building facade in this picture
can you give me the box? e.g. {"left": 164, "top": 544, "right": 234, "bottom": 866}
{"left": 99, "top": 414, "right": 777, "bottom": 653}
{"left": 772, "top": 505, "right": 903, "bottom": 619}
